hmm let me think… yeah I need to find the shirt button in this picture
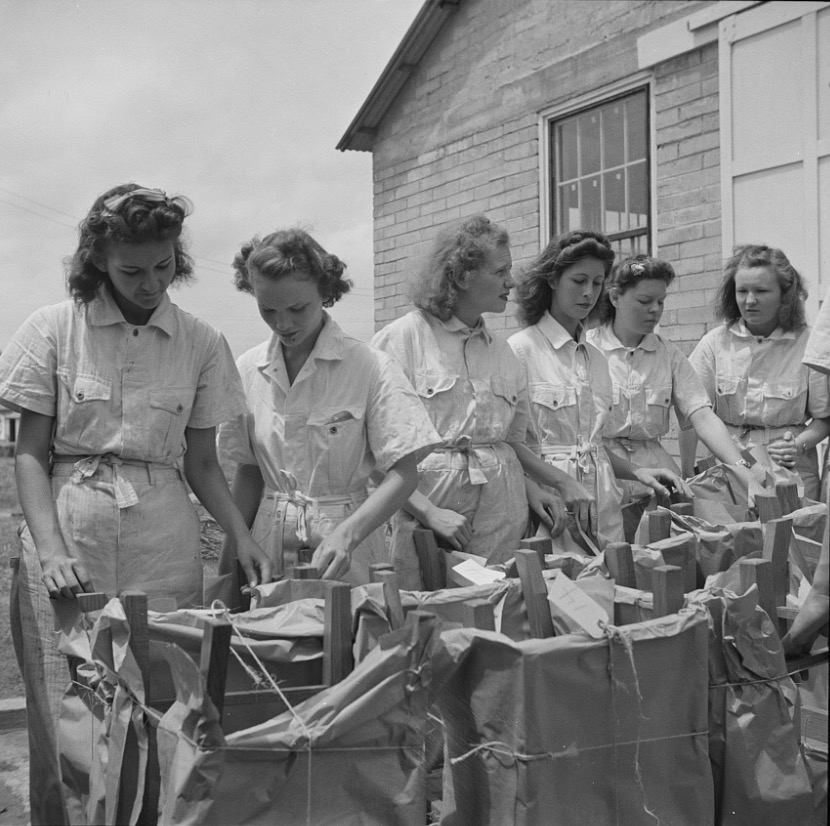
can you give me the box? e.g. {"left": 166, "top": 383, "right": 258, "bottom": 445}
{"left": 329, "top": 426, "right": 338, "bottom": 435}
{"left": 427, "top": 388, "right": 434, "bottom": 395}
{"left": 177, "top": 404, "right": 183, "bottom": 413}
{"left": 133, "top": 329, "right": 139, "bottom": 337}
{"left": 76, "top": 391, "right": 84, "bottom": 400}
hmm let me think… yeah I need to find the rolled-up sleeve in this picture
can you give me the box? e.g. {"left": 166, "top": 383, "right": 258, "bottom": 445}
{"left": 671, "top": 346, "right": 712, "bottom": 428}
{"left": 365, "top": 354, "right": 441, "bottom": 472}
{"left": 217, "top": 412, "right": 258, "bottom": 467}
{"left": 188, "top": 330, "right": 248, "bottom": 429}
{"left": 804, "top": 286, "right": 830, "bottom": 374}
{"left": 0, "top": 307, "right": 58, "bottom": 415}
{"left": 807, "top": 367, "right": 830, "bottom": 420}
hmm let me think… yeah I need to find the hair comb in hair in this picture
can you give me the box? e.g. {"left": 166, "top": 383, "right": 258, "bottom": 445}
{"left": 630, "top": 263, "right": 646, "bottom": 275}
{"left": 102, "top": 188, "right": 170, "bottom": 214}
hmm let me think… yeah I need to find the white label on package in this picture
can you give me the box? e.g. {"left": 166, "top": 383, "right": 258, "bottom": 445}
{"left": 452, "top": 559, "right": 506, "bottom": 586}
{"left": 546, "top": 573, "right": 609, "bottom": 638}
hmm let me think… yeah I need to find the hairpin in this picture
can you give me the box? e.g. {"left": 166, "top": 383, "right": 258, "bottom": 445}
{"left": 630, "top": 263, "right": 646, "bottom": 275}
{"left": 102, "top": 188, "right": 169, "bottom": 214}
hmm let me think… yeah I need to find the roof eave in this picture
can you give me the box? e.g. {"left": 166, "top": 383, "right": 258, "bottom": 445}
{"left": 337, "top": 0, "right": 460, "bottom": 152}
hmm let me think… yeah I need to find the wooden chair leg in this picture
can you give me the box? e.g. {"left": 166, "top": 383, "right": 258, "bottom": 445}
{"left": 763, "top": 517, "right": 793, "bottom": 635}
{"left": 462, "top": 598, "right": 496, "bottom": 631}
{"left": 376, "top": 570, "right": 405, "bottom": 630}
{"left": 413, "top": 528, "right": 446, "bottom": 591}
{"left": 646, "top": 509, "right": 672, "bottom": 543}
{"left": 775, "top": 481, "right": 800, "bottom": 516}
{"left": 514, "top": 549, "right": 554, "bottom": 638}
{"left": 323, "top": 581, "right": 353, "bottom": 685}
{"left": 739, "top": 558, "right": 777, "bottom": 624}
{"left": 199, "top": 616, "right": 232, "bottom": 723}
{"left": 519, "top": 536, "right": 551, "bottom": 567}
{"left": 605, "top": 542, "right": 636, "bottom": 588}
{"left": 755, "top": 493, "right": 782, "bottom": 524}
{"left": 652, "top": 565, "right": 684, "bottom": 617}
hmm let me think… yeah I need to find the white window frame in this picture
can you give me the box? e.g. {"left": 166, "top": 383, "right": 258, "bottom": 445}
{"left": 538, "top": 71, "right": 656, "bottom": 254}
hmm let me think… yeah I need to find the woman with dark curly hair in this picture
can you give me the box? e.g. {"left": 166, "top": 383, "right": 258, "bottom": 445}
{"left": 588, "top": 254, "right": 752, "bottom": 539}
{"left": 0, "top": 183, "right": 272, "bottom": 824}
{"left": 218, "top": 228, "right": 439, "bottom": 587}
{"left": 681, "top": 244, "right": 830, "bottom": 499}
{"left": 372, "top": 215, "right": 592, "bottom": 588}
{"left": 509, "top": 232, "right": 689, "bottom": 550}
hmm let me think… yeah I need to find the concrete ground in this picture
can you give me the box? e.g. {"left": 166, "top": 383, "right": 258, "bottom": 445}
{"left": 0, "top": 727, "right": 29, "bottom": 826}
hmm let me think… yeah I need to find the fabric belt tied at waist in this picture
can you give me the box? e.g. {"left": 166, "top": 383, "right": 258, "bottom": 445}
{"left": 541, "top": 439, "right": 598, "bottom": 475}
{"left": 726, "top": 422, "right": 804, "bottom": 445}
{"left": 607, "top": 436, "right": 661, "bottom": 454}
{"left": 263, "top": 488, "right": 368, "bottom": 545}
{"left": 51, "top": 454, "right": 177, "bottom": 509}
{"left": 433, "top": 442, "right": 495, "bottom": 485}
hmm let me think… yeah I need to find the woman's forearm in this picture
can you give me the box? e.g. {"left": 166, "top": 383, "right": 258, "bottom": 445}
{"left": 689, "top": 407, "right": 743, "bottom": 465}
{"left": 219, "top": 463, "right": 265, "bottom": 576}
{"left": 678, "top": 428, "right": 700, "bottom": 477}
{"left": 794, "top": 417, "right": 830, "bottom": 454}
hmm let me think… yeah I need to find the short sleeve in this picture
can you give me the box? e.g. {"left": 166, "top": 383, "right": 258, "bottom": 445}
{"left": 688, "top": 334, "right": 717, "bottom": 402}
{"left": 187, "top": 328, "right": 248, "bottom": 429}
{"left": 0, "top": 306, "right": 59, "bottom": 416}
{"left": 669, "top": 345, "right": 712, "bottom": 427}
{"left": 803, "top": 286, "right": 830, "bottom": 374}
{"left": 217, "top": 412, "right": 258, "bottom": 467}
{"left": 806, "top": 366, "right": 830, "bottom": 420}
{"left": 365, "top": 352, "right": 441, "bottom": 472}
{"left": 505, "top": 340, "right": 534, "bottom": 448}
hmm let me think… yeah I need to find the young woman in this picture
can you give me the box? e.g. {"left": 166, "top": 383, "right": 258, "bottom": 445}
{"left": 587, "top": 255, "right": 753, "bottom": 538}
{"left": 372, "top": 215, "right": 590, "bottom": 588}
{"left": 681, "top": 244, "right": 830, "bottom": 499}
{"left": 0, "top": 183, "right": 271, "bottom": 824}
{"left": 509, "top": 232, "right": 690, "bottom": 549}
{"left": 218, "top": 228, "right": 439, "bottom": 589}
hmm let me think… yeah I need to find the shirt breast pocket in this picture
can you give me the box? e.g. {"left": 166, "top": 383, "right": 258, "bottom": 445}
{"left": 645, "top": 383, "right": 673, "bottom": 435}
{"left": 714, "top": 374, "right": 741, "bottom": 420}
{"left": 414, "top": 371, "right": 459, "bottom": 429}
{"left": 763, "top": 380, "right": 806, "bottom": 423}
{"left": 307, "top": 406, "right": 367, "bottom": 491}
{"left": 148, "top": 387, "right": 193, "bottom": 457}
{"left": 57, "top": 370, "right": 112, "bottom": 446}
{"left": 530, "top": 383, "right": 576, "bottom": 413}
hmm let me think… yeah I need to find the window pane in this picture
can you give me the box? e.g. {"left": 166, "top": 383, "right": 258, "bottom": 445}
{"left": 626, "top": 92, "right": 647, "bottom": 162}
{"left": 579, "top": 111, "right": 601, "bottom": 175}
{"left": 602, "top": 102, "right": 625, "bottom": 169}
{"left": 558, "top": 182, "right": 580, "bottom": 233}
{"left": 628, "top": 161, "right": 648, "bottom": 229}
{"left": 581, "top": 175, "right": 602, "bottom": 230}
{"left": 603, "top": 170, "right": 625, "bottom": 233}
{"left": 558, "top": 120, "right": 578, "bottom": 180}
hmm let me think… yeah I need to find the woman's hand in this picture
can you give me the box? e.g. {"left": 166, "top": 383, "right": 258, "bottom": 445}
{"left": 553, "top": 476, "right": 595, "bottom": 534}
{"left": 311, "top": 525, "right": 357, "bottom": 580}
{"left": 235, "top": 534, "right": 273, "bottom": 592}
{"left": 525, "top": 478, "right": 568, "bottom": 537}
{"left": 767, "top": 432, "right": 798, "bottom": 469}
{"left": 633, "top": 467, "right": 693, "bottom": 504}
{"left": 40, "top": 553, "right": 94, "bottom": 600}
{"left": 424, "top": 506, "right": 472, "bottom": 551}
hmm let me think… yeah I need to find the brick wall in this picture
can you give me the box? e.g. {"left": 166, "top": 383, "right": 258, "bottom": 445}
{"left": 370, "top": 0, "right": 708, "bottom": 337}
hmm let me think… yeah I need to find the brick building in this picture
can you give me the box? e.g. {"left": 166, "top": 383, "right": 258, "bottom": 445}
{"left": 339, "top": 0, "right": 829, "bottom": 351}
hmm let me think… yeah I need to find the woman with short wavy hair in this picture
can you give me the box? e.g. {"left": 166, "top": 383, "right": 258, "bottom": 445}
{"left": 373, "top": 216, "right": 593, "bottom": 588}
{"left": 682, "top": 244, "right": 830, "bottom": 498}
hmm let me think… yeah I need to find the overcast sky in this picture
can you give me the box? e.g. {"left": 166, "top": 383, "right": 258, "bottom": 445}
{"left": 0, "top": 0, "right": 423, "bottom": 355}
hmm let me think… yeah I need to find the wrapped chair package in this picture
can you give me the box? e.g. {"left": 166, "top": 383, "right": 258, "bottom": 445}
{"left": 436, "top": 608, "right": 713, "bottom": 826}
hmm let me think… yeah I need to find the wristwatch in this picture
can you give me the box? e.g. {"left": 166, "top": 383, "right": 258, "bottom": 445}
{"left": 735, "top": 459, "right": 751, "bottom": 468}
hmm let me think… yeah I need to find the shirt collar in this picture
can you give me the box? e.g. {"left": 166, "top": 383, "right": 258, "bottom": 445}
{"left": 595, "top": 323, "right": 658, "bottom": 352}
{"left": 730, "top": 319, "right": 795, "bottom": 341}
{"left": 87, "top": 286, "right": 176, "bottom": 336}
{"left": 257, "top": 311, "right": 343, "bottom": 371}
{"left": 537, "top": 311, "right": 584, "bottom": 350}
{"left": 440, "top": 313, "right": 493, "bottom": 344}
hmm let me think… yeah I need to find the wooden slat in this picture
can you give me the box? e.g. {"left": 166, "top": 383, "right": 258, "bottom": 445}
{"left": 121, "top": 591, "right": 150, "bottom": 698}
{"left": 696, "top": 456, "right": 718, "bottom": 473}
{"left": 775, "top": 481, "right": 800, "bottom": 515}
{"left": 462, "top": 598, "right": 496, "bottom": 631}
{"left": 755, "top": 493, "right": 782, "bottom": 524}
{"left": 413, "top": 528, "right": 446, "bottom": 590}
{"left": 739, "top": 558, "right": 777, "bottom": 623}
{"left": 652, "top": 565, "right": 684, "bottom": 617}
{"left": 369, "top": 562, "right": 394, "bottom": 582}
{"left": 297, "top": 547, "right": 314, "bottom": 565}
{"left": 604, "top": 542, "right": 636, "bottom": 588}
{"left": 199, "top": 616, "right": 233, "bottom": 723}
{"left": 519, "top": 536, "right": 552, "bottom": 567}
{"left": 514, "top": 549, "right": 554, "bottom": 638}
{"left": 293, "top": 563, "right": 318, "bottom": 580}
{"left": 323, "top": 581, "right": 353, "bottom": 685}
{"left": 762, "top": 517, "right": 792, "bottom": 630}
{"left": 77, "top": 592, "right": 109, "bottom": 612}
{"left": 647, "top": 509, "right": 672, "bottom": 543}
{"left": 376, "top": 570, "right": 405, "bottom": 630}
{"left": 670, "top": 502, "right": 694, "bottom": 517}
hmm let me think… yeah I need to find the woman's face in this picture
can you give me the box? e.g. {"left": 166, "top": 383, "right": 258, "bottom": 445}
{"left": 549, "top": 257, "right": 606, "bottom": 331}
{"left": 97, "top": 239, "right": 176, "bottom": 325}
{"left": 454, "top": 242, "right": 515, "bottom": 326}
{"left": 734, "top": 265, "right": 781, "bottom": 336}
{"left": 611, "top": 278, "right": 667, "bottom": 341}
{"left": 251, "top": 269, "right": 325, "bottom": 355}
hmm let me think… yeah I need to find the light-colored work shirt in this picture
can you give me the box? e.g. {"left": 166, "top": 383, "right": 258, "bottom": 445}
{"left": 508, "top": 312, "right": 612, "bottom": 451}
{"left": 804, "top": 284, "right": 830, "bottom": 375}
{"left": 219, "top": 313, "right": 440, "bottom": 497}
{"left": 370, "top": 309, "right": 530, "bottom": 451}
{"left": 0, "top": 289, "right": 245, "bottom": 464}
{"left": 689, "top": 321, "right": 830, "bottom": 428}
{"left": 586, "top": 323, "right": 711, "bottom": 440}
